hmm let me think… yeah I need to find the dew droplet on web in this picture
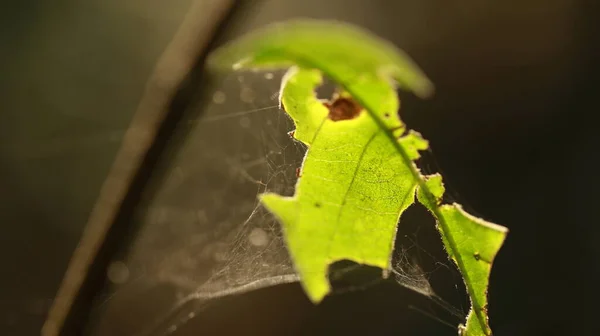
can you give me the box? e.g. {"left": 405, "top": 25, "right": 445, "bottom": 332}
{"left": 240, "top": 87, "right": 255, "bottom": 103}
{"left": 264, "top": 72, "right": 274, "bottom": 80}
{"left": 212, "top": 91, "right": 226, "bottom": 104}
{"left": 248, "top": 228, "right": 269, "bottom": 247}
{"left": 107, "top": 261, "right": 130, "bottom": 284}
{"left": 239, "top": 117, "right": 251, "bottom": 128}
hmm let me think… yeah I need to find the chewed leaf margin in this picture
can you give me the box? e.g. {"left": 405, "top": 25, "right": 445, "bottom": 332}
{"left": 208, "top": 19, "right": 509, "bottom": 336}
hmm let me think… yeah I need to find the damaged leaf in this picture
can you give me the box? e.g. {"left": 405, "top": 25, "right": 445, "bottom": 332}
{"left": 209, "top": 20, "right": 508, "bottom": 336}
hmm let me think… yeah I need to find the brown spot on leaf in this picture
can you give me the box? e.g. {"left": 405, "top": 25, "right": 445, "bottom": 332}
{"left": 324, "top": 94, "right": 362, "bottom": 121}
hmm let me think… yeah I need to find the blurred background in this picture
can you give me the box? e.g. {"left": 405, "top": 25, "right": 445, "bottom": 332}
{"left": 1, "top": 0, "right": 598, "bottom": 335}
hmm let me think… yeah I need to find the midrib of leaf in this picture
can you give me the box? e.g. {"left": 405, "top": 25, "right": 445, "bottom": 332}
{"left": 281, "top": 51, "right": 489, "bottom": 333}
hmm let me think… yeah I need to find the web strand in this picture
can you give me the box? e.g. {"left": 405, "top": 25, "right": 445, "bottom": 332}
{"left": 104, "top": 70, "right": 465, "bottom": 336}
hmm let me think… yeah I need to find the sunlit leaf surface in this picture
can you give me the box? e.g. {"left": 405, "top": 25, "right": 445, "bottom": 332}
{"left": 209, "top": 20, "right": 508, "bottom": 336}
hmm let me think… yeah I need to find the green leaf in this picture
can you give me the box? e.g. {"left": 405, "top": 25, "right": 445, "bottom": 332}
{"left": 417, "top": 175, "right": 508, "bottom": 335}
{"left": 209, "top": 20, "right": 508, "bottom": 336}
{"left": 260, "top": 67, "right": 421, "bottom": 302}
{"left": 208, "top": 19, "right": 434, "bottom": 99}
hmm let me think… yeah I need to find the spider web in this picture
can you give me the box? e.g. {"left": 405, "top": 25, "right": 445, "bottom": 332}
{"left": 90, "top": 70, "right": 466, "bottom": 336}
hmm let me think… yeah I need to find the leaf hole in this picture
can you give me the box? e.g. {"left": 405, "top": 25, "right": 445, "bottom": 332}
{"left": 324, "top": 94, "right": 362, "bottom": 121}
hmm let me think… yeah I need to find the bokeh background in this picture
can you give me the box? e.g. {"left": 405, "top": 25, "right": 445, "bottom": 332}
{"left": 1, "top": 1, "right": 598, "bottom": 335}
